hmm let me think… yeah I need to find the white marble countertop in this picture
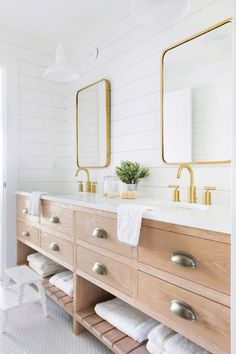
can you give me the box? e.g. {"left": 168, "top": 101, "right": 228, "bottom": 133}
{"left": 16, "top": 191, "right": 231, "bottom": 234}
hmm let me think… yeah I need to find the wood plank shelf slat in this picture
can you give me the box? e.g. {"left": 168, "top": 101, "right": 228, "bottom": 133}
{"left": 75, "top": 308, "right": 149, "bottom": 354}
{"left": 42, "top": 278, "right": 73, "bottom": 316}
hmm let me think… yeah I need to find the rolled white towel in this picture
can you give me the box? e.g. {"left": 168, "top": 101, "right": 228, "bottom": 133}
{"left": 148, "top": 324, "right": 176, "bottom": 348}
{"left": 146, "top": 341, "right": 164, "bottom": 354}
{"left": 165, "top": 334, "right": 210, "bottom": 354}
{"left": 49, "top": 271, "right": 72, "bottom": 286}
{"left": 95, "top": 298, "right": 158, "bottom": 342}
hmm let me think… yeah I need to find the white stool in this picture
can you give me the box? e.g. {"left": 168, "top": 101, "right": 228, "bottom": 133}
{"left": 1, "top": 265, "right": 48, "bottom": 333}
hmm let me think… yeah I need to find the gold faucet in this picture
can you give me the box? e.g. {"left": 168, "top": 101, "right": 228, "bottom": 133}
{"left": 176, "top": 163, "right": 197, "bottom": 204}
{"left": 75, "top": 168, "right": 91, "bottom": 192}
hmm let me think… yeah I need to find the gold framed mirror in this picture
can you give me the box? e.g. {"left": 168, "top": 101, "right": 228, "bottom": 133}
{"left": 161, "top": 18, "right": 232, "bottom": 165}
{"left": 76, "top": 79, "right": 111, "bottom": 168}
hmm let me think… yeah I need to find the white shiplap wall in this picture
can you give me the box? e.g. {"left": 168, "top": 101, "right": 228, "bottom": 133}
{"left": 0, "top": 26, "right": 68, "bottom": 193}
{"left": 64, "top": 0, "right": 233, "bottom": 206}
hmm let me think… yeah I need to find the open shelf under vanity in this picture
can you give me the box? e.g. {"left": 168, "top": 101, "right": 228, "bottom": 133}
{"left": 75, "top": 308, "right": 149, "bottom": 354}
{"left": 41, "top": 277, "right": 73, "bottom": 317}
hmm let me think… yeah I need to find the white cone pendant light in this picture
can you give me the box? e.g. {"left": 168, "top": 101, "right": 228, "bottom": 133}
{"left": 43, "top": 43, "right": 79, "bottom": 83}
{"left": 130, "top": 0, "right": 191, "bottom": 29}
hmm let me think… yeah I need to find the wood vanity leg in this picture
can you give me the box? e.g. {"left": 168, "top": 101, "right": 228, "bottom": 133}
{"left": 17, "top": 241, "right": 35, "bottom": 265}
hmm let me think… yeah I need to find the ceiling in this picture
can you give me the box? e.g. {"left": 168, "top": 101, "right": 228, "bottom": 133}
{"left": 0, "top": 0, "right": 131, "bottom": 48}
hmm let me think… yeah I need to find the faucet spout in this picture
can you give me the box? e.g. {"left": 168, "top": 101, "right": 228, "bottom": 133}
{"left": 176, "top": 163, "right": 194, "bottom": 186}
{"left": 75, "top": 167, "right": 91, "bottom": 192}
{"left": 176, "top": 163, "right": 196, "bottom": 204}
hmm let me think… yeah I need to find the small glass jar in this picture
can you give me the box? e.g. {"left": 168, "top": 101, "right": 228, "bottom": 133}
{"left": 120, "top": 183, "right": 138, "bottom": 199}
{"left": 103, "top": 176, "right": 120, "bottom": 198}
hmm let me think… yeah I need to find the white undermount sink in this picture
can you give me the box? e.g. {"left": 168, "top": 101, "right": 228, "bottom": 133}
{"left": 167, "top": 202, "right": 209, "bottom": 210}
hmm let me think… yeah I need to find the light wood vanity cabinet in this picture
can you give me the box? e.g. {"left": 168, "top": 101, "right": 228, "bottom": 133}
{"left": 41, "top": 201, "right": 73, "bottom": 237}
{"left": 138, "top": 271, "right": 230, "bottom": 354}
{"left": 16, "top": 195, "right": 231, "bottom": 354}
{"left": 138, "top": 226, "right": 230, "bottom": 294}
{"left": 17, "top": 221, "right": 39, "bottom": 246}
{"left": 74, "top": 210, "right": 132, "bottom": 257}
{"left": 41, "top": 232, "right": 73, "bottom": 267}
{"left": 77, "top": 246, "right": 133, "bottom": 296}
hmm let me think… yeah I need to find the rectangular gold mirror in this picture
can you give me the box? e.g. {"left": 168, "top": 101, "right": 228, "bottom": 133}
{"left": 76, "top": 79, "right": 110, "bottom": 168}
{"left": 161, "top": 19, "right": 232, "bottom": 165}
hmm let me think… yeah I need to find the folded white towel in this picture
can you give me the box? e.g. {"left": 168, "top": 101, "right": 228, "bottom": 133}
{"left": 148, "top": 324, "right": 176, "bottom": 348}
{"left": 27, "top": 253, "right": 65, "bottom": 277}
{"left": 117, "top": 204, "right": 151, "bottom": 246}
{"left": 28, "top": 191, "right": 47, "bottom": 216}
{"left": 146, "top": 341, "right": 163, "bottom": 354}
{"left": 54, "top": 273, "right": 73, "bottom": 297}
{"left": 165, "top": 334, "right": 210, "bottom": 354}
{"left": 95, "top": 298, "right": 158, "bottom": 342}
{"left": 49, "top": 271, "right": 72, "bottom": 286}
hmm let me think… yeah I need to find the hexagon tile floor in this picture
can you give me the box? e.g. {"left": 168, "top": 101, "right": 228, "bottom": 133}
{"left": 0, "top": 297, "right": 111, "bottom": 354}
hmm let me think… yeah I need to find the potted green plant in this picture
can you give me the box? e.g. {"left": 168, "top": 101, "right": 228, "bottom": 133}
{"left": 115, "top": 160, "right": 149, "bottom": 198}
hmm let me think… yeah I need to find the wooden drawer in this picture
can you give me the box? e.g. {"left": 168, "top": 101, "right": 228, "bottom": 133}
{"left": 77, "top": 246, "right": 133, "bottom": 296}
{"left": 75, "top": 211, "right": 132, "bottom": 257}
{"left": 41, "top": 201, "right": 73, "bottom": 237}
{"left": 41, "top": 232, "right": 73, "bottom": 266}
{"left": 138, "top": 271, "right": 230, "bottom": 354}
{"left": 17, "top": 221, "right": 39, "bottom": 246}
{"left": 17, "top": 196, "right": 39, "bottom": 223}
{"left": 138, "top": 226, "right": 230, "bottom": 295}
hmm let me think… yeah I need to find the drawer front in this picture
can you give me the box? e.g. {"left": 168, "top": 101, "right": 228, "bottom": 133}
{"left": 77, "top": 246, "right": 133, "bottom": 296}
{"left": 17, "top": 196, "right": 39, "bottom": 223}
{"left": 41, "top": 201, "right": 73, "bottom": 237}
{"left": 75, "top": 212, "right": 132, "bottom": 257}
{"left": 41, "top": 232, "right": 73, "bottom": 266}
{"left": 138, "top": 271, "right": 230, "bottom": 354}
{"left": 17, "top": 221, "right": 39, "bottom": 246}
{"left": 138, "top": 226, "right": 230, "bottom": 294}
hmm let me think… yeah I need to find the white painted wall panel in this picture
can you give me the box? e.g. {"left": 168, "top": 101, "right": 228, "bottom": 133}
{"left": 64, "top": 0, "right": 232, "bottom": 205}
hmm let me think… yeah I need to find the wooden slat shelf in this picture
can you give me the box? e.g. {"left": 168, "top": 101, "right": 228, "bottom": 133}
{"left": 42, "top": 278, "right": 73, "bottom": 316}
{"left": 75, "top": 308, "right": 149, "bottom": 354}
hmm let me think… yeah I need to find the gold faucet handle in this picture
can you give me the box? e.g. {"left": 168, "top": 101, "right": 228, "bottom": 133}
{"left": 204, "top": 186, "right": 216, "bottom": 191}
{"left": 91, "top": 182, "right": 97, "bottom": 193}
{"left": 168, "top": 185, "right": 180, "bottom": 202}
{"left": 203, "top": 186, "right": 216, "bottom": 205}
{"left": 77, "top": 181, "right": 84, "bottom": 192}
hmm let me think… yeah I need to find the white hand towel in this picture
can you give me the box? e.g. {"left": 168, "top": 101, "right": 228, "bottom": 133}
{"left": 165, "top": 334, "right": 210, "bottom": 354}
{"left": 95, "top": 298, "right": 158, "bottom": 342}
{"left": 49, "top": 271, "right": 72, "bottom": 286}
{"left": 117, "top": 204, "right": 152, "bottom": 246}
{"left": 28, "top": 191, "right": 48, "bottom": 216}
{"left": 148, "top": 324, "right": 176, "bottom": 348}
{"left": 146, "top": 341, "right": 164, "bottom": 354}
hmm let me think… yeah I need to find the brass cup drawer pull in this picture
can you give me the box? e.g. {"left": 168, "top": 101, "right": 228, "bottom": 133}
{"left": 92, "top": 227, "right": 107, "bottom": 239}
{"left": 92, "top": 262, "right": 107, "bottom": 275}
{"left": 22, "top": 231, "right": 30, "bottom": 237}
{"left": 170, "top": 251, "right": 198, "bottom": 268}
{"left": 170, "top": 300, "right": 198, "bottom": 321}
{"left": 49, "top": 215, "right": 60, "bottom": 224}
{"left": 49, "top": 242, "right": 60, "bottom": 251}
{"left": 22, "top": 208, "right": 28, "bottom": 215}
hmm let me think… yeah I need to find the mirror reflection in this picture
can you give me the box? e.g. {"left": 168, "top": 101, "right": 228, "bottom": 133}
{"left": 76, "top": 79, "right": 110, "bottom": 168}
{"left": 162, "top": 20, "right": 232, "bottom": 164}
